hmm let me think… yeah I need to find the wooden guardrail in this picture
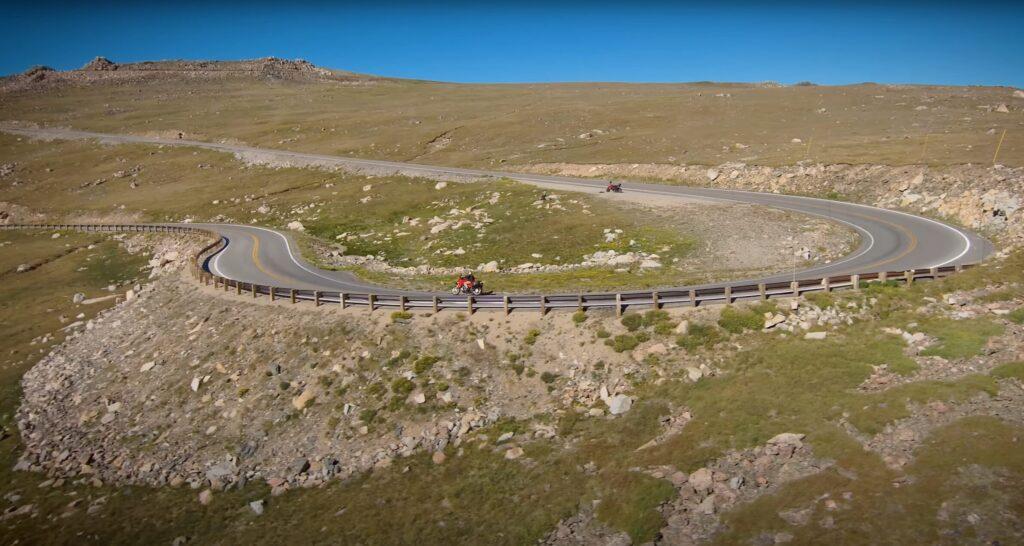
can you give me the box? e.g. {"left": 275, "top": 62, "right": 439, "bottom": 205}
{"left": 3, "top": 224, "right": 975, "bottom": 315}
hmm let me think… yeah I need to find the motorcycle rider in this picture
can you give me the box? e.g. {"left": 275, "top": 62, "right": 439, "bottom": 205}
{"left": 455, "top": 271, "right": 479, "bottom": 294}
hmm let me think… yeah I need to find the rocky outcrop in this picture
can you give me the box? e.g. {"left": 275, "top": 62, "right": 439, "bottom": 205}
{"left": 81, "top": 56, "right": 117, "bottom": 71}
{"left": 655, "top": 433, "right": 831, "bottom": 544}
{"left": 2, "top": 57, "right": 380, "bottom": 93}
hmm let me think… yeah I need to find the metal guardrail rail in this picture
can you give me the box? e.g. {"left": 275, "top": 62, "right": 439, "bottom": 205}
{"left": 3, "top": 223, "right": 976, "bottom": 315}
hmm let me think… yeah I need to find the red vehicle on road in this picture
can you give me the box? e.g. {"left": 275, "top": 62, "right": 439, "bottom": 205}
{"left": 452, "top": 273, "right": 484, "bottom": 295}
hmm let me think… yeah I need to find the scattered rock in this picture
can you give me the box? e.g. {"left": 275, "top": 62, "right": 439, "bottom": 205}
{"left": 606, "top": 394, "right": 633, "bottom": 415}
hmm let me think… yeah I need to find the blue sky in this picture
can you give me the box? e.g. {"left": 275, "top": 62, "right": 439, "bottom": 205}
{"left": 2, "top": 1, "right": 1022, "bottom": 86}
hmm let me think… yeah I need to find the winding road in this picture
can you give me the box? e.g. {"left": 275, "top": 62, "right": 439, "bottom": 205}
{"left": 3, "top": 126, "right": 994, "bottom": 298}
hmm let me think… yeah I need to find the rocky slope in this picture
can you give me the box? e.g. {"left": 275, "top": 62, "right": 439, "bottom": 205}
{"left": 16, "top": 255, "right": 716, "bottom": 493}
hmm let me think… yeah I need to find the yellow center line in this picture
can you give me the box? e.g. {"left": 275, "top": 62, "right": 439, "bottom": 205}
{"left": 249, "top": 233, "right": 293, "bottom": 285}
{"left": 804, "top": 204, "right": 920, "bottom": 271}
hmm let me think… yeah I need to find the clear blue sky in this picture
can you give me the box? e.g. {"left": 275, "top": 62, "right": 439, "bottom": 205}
{"left": 2, "top": 1, "right": 1022, "bottom": 86}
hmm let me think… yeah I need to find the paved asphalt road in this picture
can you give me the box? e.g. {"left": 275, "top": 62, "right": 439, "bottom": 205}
{"left": 5, "top": 127, "right": 994, "bottom": 296}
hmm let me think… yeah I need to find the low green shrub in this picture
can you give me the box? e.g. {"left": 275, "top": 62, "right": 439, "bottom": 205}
{"left": 642, "top": 310, "right": 671, "bottom": 327}
{"left": 390, "top": 311, "right": 413, "bottom": 322}
{"left": 572, "top": 310, "right": 587, "bottom": 324}
{"left": 391, "top": 377, "right": 415, "bottom": 395}
{"left": 653, "top": 322, "right": 676, "bottom": 336}
{"left": 413, "top": 355, "right": 440, "bottom": 374}
{"left": 606, "top": 334, "right": 640, "bottom": 353}
{"left": 524, "top": 329, "right": 541, "bottom": 345}
{"left": 717, "top": 306, "right": 764, "bottom": 334}
{"left": 358, "top": 408, "right": 377, "bottom": 423}
{"left": 621, "top": 313, "right": 643, "bottom": 332}
{"left": 676, "top": 323, "right": 722, "bottom": 351}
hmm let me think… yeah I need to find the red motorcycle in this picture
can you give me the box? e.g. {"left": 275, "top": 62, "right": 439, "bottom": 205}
{"left": 605, "top": 182, "right": 623, "bottom": 193}
{"left": 452, "top": 274, "right": 484, "bottom": 295}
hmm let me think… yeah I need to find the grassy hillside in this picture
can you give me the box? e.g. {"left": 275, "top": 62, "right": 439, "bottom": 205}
{"left": 2, "top": 74, "right": 1021, "bottom": 168}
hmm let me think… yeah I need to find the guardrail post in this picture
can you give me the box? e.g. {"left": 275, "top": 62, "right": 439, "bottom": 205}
{"left": 652, "top": 291, "right": 660, "bottom": 309}
{"left": 577, "top": 294, "right": 583, "bottom": 311}
{"left": 689, "top": 289, "right": 696, "bottom": 307}
{"left": 270, "top": 287, "right": 276, "bottom": 301}
{"left": 203, "top": 273, "right": 210, "bottom": 286}
{"left": 929, "top": 266, "right": 938, "bottom": 278}
{"left": 467, "top": 296, "right": 474, "bottom": 315}
{"left": 615, "top": 293, "right": 623, "bottom": 317}
{"left": 236, "top": 282, "right": 241, "bottom": 295}
{"left": 432, "top": 296, "right": 439, "bottom": 314}
{"left": 503, "top": 295, "right": 510, "bottom": 315}
{"left": 368, "top": 294, "right": 376, "bottom": 312}
{"left": 223, "top": 279, "right": 229, "bottom": 292}
{"left": 758, "top": 283, "right": 766, "bottom": 300}
{"left": 879, "top": 271, "right": 887, "bottom": 283}
{"left": 340, "top": 292, "right": 347, "bottom": 309}
{"left": 723, "top": 286, "right": 732, "bottom": 304}
{"left": 904, "top": 270, "right": 913, "bottom": 285}
{"left": 852, "top": 274, "right": 860, "bottom": 291}
{"left": 314, "top": 291, "right": 321, "bottom": 306}
{"left": 253, "top": 284, "right": 259, "bottom": 299}
{"left": 790, "top": 281, "right": 799, "bottom": 297}
{"left": 399, "top": 295, "right": 407, "bottom": 312}
{"left": 954, "top": 264, "right": 963, "bottom": 273}
{"left": 822, "top": 277, "right": 830, "bottom": 293}
{"left": 290, "top": 289, "right": 297, "bottom": 304}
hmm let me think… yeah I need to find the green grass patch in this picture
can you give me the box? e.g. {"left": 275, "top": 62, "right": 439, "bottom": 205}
{"left": 804, "top": 291, "right": 836, "bottom": 309}
{"left": 1008, "top": 307, "right": 1024, "bottom": 325}
{"left": 595, "top": 471, "right": 676, "bottom": 543}
{"left": 917, "top": 317, "right": 1003, "bottom": 360}
{"left": 991, "top": 361, "right": 1024, "bottom": 381}
{"left": 845, "top": 374, "right": 998, "bottom": 435}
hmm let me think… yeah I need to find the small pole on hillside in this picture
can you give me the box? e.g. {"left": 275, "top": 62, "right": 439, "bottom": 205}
{"left": 993, "top": 129, "right": 1007, "bottom": 166}
{"left": 919, "top": 133, "right": 930, "bottom": 163}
